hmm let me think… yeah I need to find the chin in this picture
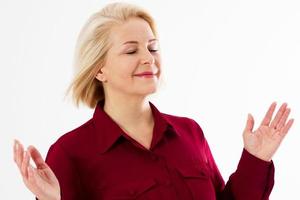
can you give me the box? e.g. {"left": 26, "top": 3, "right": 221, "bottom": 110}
{"left": 136, "top": 86, "right": 158, "bottom": 96}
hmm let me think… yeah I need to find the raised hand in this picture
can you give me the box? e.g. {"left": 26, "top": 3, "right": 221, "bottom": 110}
{"left": 13, "top": 140, "right": 60, "bottom": 200}
{"left": 243, "top": 102, "right": 294, "bottom": 161}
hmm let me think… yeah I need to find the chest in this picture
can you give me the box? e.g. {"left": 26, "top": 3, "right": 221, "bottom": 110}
{"left": 121, "top": 126, "right": 154, "bottom": 150}
{"left": 77, "top": 131, "right": 215, "bottom": 200}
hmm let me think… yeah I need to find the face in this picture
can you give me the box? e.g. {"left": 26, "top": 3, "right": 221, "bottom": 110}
{"left": 96, "top": 17, "right": 161, "bottom": 99}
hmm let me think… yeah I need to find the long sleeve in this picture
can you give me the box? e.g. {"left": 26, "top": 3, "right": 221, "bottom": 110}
{"left": 44, "top": 143, "right": 84, "bottom": 200}
{"left": 203, "top": 138, "right": 275, "bottom": 200}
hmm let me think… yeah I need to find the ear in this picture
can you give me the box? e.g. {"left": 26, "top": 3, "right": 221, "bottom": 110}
{"left": 95, "top": 68, "right": 107, "bottom": 83}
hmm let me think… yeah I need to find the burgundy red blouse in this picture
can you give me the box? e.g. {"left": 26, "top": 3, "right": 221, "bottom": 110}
{"left": 45, "top": 100, "right": 274, "bottom": 200}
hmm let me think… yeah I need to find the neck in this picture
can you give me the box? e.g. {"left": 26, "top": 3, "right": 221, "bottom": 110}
{"left": 103, "top": 93, "right": 154, "bottom": 132}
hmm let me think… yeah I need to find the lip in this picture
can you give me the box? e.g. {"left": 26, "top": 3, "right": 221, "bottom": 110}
{"left": 134, "top": 71, "right": 157, "bottom": 76}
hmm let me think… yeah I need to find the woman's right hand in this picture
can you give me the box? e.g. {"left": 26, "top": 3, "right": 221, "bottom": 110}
{"left": 13, "top": 139, "right": 61, "bottom": 200}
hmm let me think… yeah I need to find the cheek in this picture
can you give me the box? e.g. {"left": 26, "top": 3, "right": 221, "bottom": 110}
{"left": 111, "top": 61, "right": 138, "bottom": 80}
{"left": 155, "top": 54, "right": 161, "bottom": 67}
{"left": 119, "top": 58, "right": 139, "bottom": 75}
{"left": 104, "top": 52, "right": 136, "bottom": 77}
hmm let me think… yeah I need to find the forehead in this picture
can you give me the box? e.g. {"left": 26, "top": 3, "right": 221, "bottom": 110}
{"left": 109, "top": 17, "right": 155, "bottom": 45}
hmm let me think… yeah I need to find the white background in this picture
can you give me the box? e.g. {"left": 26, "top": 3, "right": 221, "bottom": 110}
{"left": 0, "top": 0, "right": 299, "bottom": 199}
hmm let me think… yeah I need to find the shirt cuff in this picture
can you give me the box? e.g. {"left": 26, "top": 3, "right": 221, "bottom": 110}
{"left": 236, "top": 148, "right": 275, "bottom": 188}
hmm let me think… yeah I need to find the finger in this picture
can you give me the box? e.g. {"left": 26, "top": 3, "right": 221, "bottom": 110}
{"left": 27, "top": 165, "right": 39, "bottom": 191}
{"left": 27, "top": 145, "right": 48, "bottom": 169}
{"left": 13, "top": 139, "right": 18, "bottom": 163}
{"left": 280, "top": 118, "right": 294, "bottom": 135}
{"left": 27, "top": 164, "right": 48, "bottom": 197}
{"left": 260, "top": 102, "right": 277, "bottom": 126}
{"left": 244, "top": 113, "right": 255, "bottom": 132}
{"left": 270, "top": 103, "right": 288, "bottom": 129}
{"left": 15, "top": 140, "right": 24, "bottom": 168}
{"left": 275, "top": 108, "right": 291, "bottom": 130}
{"left": 21, "top": 151, "right": 30, "bottom": 179}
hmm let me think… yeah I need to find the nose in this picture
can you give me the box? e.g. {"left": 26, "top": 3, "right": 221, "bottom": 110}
{"left": 141, "top": 49, "right": 155, "bottom": 65}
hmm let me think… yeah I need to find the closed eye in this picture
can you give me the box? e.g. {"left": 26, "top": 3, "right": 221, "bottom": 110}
{"left": 126, "top": 51, "right": 136, "bottom": 54}
{"left": 126, "top": 49, "right": 158, "bottom": 54}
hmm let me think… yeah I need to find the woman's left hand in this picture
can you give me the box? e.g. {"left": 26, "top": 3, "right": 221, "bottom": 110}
{"left": 243, "top": 102, "right": 294, "bottom": 161}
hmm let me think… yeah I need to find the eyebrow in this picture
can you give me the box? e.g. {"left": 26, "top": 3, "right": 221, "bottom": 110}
{"left": 122, "top": 38, "right": 158, "bottom": 45}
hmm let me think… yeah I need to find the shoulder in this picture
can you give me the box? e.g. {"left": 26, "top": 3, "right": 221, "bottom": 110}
{"left": 161, "top": 112, "right": 205, "bottom": 137}
{"left": 49, "top": 118, "right": 95, "bottom": 154}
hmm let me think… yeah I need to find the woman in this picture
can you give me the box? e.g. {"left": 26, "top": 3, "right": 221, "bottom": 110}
{"left": 13, "top": 2, "right": 294, "bottom": 200}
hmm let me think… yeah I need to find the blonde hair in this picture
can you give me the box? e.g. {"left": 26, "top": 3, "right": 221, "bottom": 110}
{"left": 64, "top": 2, "right": 158, "bottom": 108}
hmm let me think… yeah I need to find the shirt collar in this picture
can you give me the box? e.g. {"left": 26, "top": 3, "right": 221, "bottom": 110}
{"left": 92, "top": 99, "right": 179, "bottom": 154}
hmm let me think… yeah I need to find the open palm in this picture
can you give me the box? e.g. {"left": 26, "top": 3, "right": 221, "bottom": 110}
{"left": 243, "top": 102, "right": 294, "bottom": 161}
{"left": 13, "top": 140, "right": 60, "bottom": 200}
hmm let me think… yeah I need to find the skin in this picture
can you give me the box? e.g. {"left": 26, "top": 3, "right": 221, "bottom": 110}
{"left": 13, "top": 141, "right": 60, "bottom": 200}
{"left": 95, "top": 17, "right": 162, "bottom": 149}
{"left": 13, "top": 17, "right": 294, "bottom": 200}
{"left": 243, "top": 102, "right": 294, "bottom": 161}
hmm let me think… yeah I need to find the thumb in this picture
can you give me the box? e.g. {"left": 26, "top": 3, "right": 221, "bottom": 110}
{"left": 244, "top": 113, "right": 254, "bottom": 132}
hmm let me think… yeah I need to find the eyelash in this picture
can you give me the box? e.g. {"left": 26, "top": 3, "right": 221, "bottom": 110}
{"left": 126, "top": 49, "right": 158, "bottom": 54}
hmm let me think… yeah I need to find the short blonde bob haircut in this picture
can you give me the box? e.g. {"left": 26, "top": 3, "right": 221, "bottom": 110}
{"left": 65, "top": 2, "right": 158, "bottom": 109}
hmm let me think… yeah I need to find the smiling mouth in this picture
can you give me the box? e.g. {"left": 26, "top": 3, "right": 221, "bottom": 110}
{"left": 134, "top": 73, "right": 157, "bottom": 78}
